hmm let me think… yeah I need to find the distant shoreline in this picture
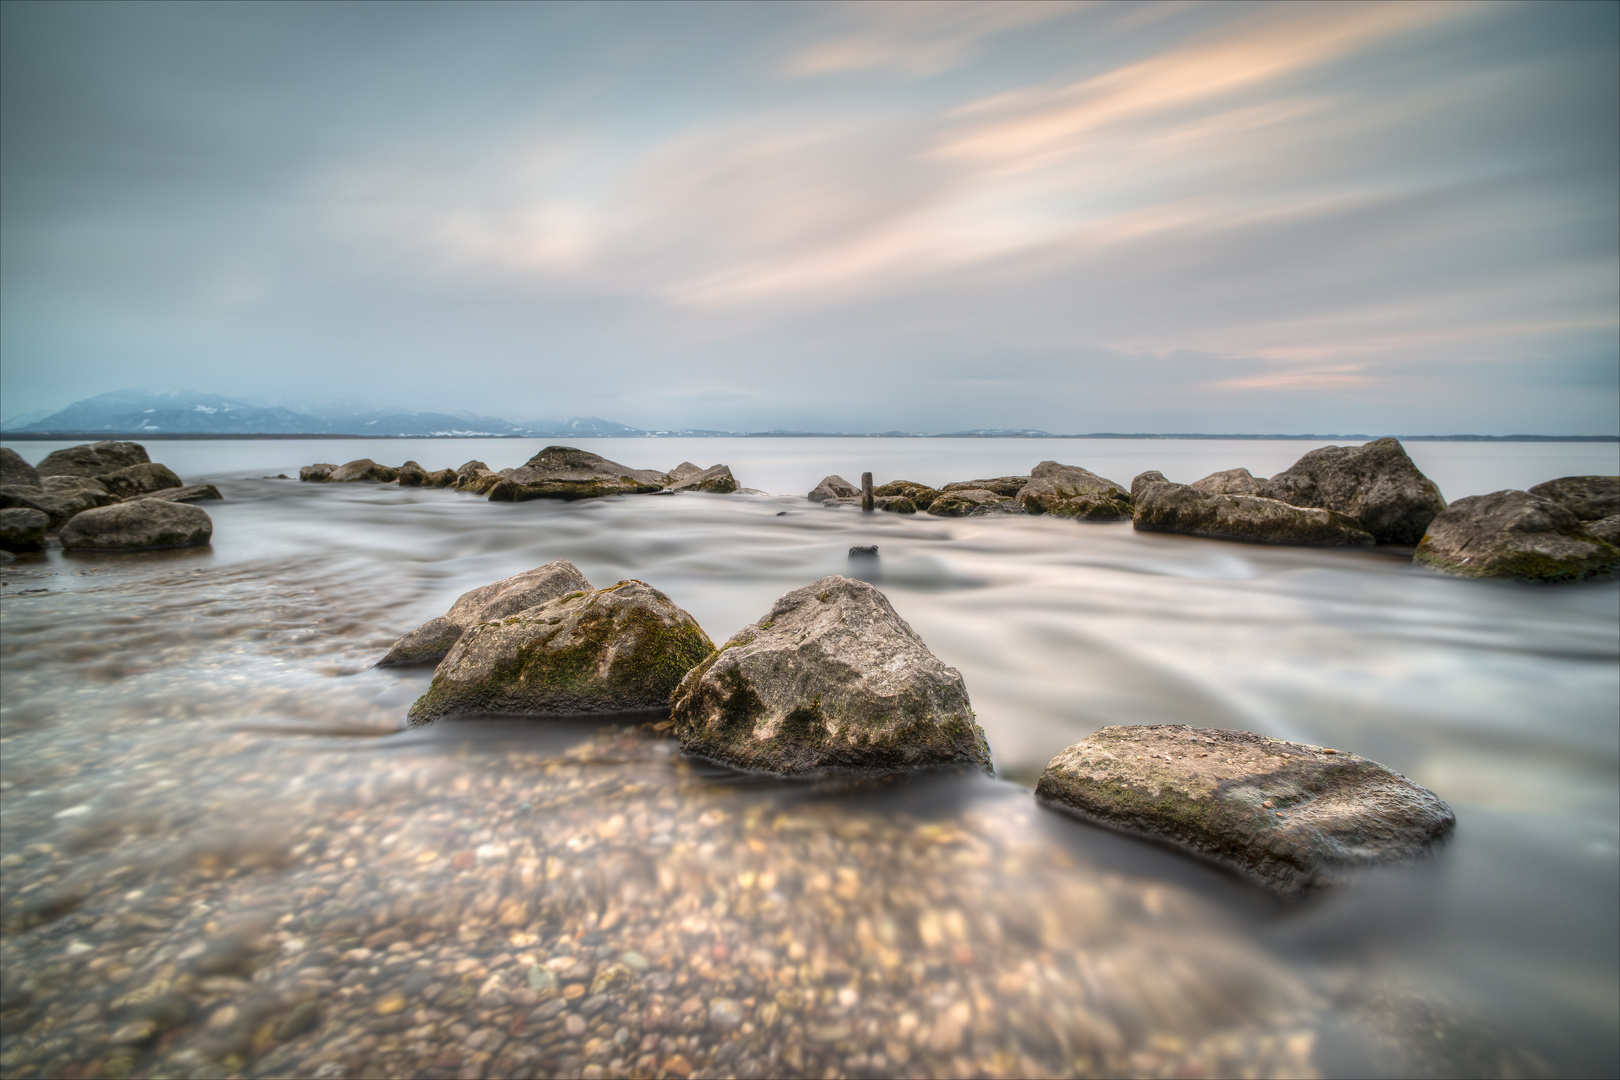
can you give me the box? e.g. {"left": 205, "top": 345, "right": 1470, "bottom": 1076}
{"left": 1, "top": 431, "right": 1616, "bottom": 443}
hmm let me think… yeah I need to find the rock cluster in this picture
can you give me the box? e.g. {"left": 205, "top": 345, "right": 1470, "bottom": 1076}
{"left": 0, "top": 442, "right": 214, "bottom": 550}
{"left": 1036, "top": 725, "right": 1455, "bottom": 895}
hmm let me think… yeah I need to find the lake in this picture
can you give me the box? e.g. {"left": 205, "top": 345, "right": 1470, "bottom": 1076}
{"left": 2, "top": 436, "right": 1616, "bottom": 1079}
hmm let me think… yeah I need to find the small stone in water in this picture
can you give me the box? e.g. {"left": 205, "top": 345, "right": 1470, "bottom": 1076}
{"left": 1262, "top": 800, "right": 1275, "bottom": 809}
{"left": 565, "top": 1013, "right": 587, "bottom": 1036}
{"left": 709, "top": 997, "right": 744, "bottom": 1030}
{"left": 374, "top": 993, "right": 406, "bottom": 1015}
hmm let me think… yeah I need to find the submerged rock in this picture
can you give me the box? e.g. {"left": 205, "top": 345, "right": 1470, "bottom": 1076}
{"left": 1133, "top": 481, "right": 1375, "bottom": 546}
{"left": 299, "top": 463, "right": 336, "bottom": 483}
{"left": 666, "top": 464, "right": 739, "bottom": 493}
{"left": 926, "top": 488, "right": 1025, "bottom": 517}
{"left": 823, "top": 494, "right": 917, "bottom": 513}
{"left": 941, "top": 476, "right": 1029, "bottom": 498}
{"left": 1036, "top": 725, "right": 1454, "bottom": 894}
{"left": 0, "top": 508, "right": 48, "bottom": 552}
{"left": 1191, "top": 467, "right": 1266, "bottom": 496}
{"left": 36, "top": 441, "right": 150, "bottom": 479}
{"left": 1526, "top": 475, "right": 1620, "bottom": 523}
{"left": 873, "top": 480, "right": 941, "bottom": 511}
{"left": 137, "top": 484, "right": 222, "bottom": 504}
{"left": 1260, "top": 438, "right": 1445, "bottom": 544}
{"left": 488, "top": 446, "right": 667, "bottom": 502}
{"left": 407, "top": 580, "right": 714, "bottom": 723}
{"left": 1413, "top": 490, "right": 1619, "bottom": 582}
{"left": 378, "top": 560, "right": 594, "bottom": 668}
{"left": 808, "top": 475, "right": 860, "bottom": 503}
{"left": 59, "top": 500, "right": 212, "bottom": 552}
{"left": 99, "top": 462, "right": 183, "bottom": 500}
{"left": 327, "top": 459, "right": 399, "bottom": 483}
{"left": 671, "top": 575, "right": 992, "bottom": 775}
{"left": 0, "top": 447, "right": 40, "bottom": 488}
{"left": 1017, "top": 461, "right": 1132, "bottom": 521}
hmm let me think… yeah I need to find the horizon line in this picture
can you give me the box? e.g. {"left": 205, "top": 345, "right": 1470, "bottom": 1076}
{"left": 2, "top": 431, "right": 1617, "bottom": 443}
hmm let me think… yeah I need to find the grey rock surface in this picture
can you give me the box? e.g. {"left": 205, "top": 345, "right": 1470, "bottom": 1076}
{"left": 1526, "top": 475, "right": 1620, "bottom": 523}
{"left": 457, "top": 470, "right": 505, "bottom": 495}
{"left": 488, "top": 446, "right": 667, "bottom": 502}
{"left": 1260, "top": 437, "right": 1445, "bottom": 544}
{"left": 873, "top": 480, "right": 940, "bottom": 510}
{"left": 378, "top": 560, "right": 594, "bottom": 668}
{"left": 941, "top": 476, "right": 1029, "bottom": 498}
{"left": 397, "top": 461, "right": 428, "bottom": 487}
{"left": 423, "top": 468, "right": 458, "bottom": 487}
{"left": 0, "top": 447, "right": 40, "bottom": 488}
{"left": 99, "top": 462, "right": 183, "bottom": 500}
{"left": 407, "top": 579, "right": 714, "bottom": 723}
{"left": 0, "top": 483, "right": 114, "bottom": 531}
{"left": 1191, "top": 467, "right": 1266, "bottom": 496}
{"left": 36, "top": 441, "right": 150, "bottom": 479}
{"left": 668, "top": 462, "right": 704, "bottom": 483}
{"left": 1036, "top": 725, "right": 1454, "bottom": 894}
{"left": 671, "top": 575, "right": 992, "bottom": 775}
{"left": 1130, "top": 470, "right": 1168, "bottom": 501}
{"left": 1586, "top": 514, "right": 1620, "bottom": 546}
{"left": 136, "top": 484, "right": 222, "bottom": 504}
{"left": 808, "top": 475, "right": 860, "bottom": 503}
{"left": 299, "top": 463, "right": 336, "bottom": 482}
{"left": 666, "top": 464, "right": 739, "bottom": 494}
{"left": 1413, "top": 490, "right": 1619, "bottom": 582}
{"left": 927, "top": 488, "right": 1025, "bottom": 517}
{"left": 1133, "top": 480, "right": 1375, "bottom": 546}
{"left": 0, "top": 507, "right": 49, "bottom": 552}
{"left": 1017, "top": 461, "right": 1132, "bottom": 520}
{"left": 59, "top": 500, "right": 212, "bottom": 551}
{"left": 327, "top": 459, "right": 399, "bottom": 483}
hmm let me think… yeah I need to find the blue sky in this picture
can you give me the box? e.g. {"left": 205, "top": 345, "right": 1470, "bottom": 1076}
{"left": 2, "top": 1, "right": 1615, "bottom": 433}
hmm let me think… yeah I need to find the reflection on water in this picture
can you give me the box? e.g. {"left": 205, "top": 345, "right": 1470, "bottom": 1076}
{"left": 1, "top": 465, "right": 1616, "bottom": 1078}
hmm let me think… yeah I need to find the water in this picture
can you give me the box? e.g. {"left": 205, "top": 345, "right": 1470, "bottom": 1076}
{"left": 2, "top": 438, "right": 1616, "bottom": 1079}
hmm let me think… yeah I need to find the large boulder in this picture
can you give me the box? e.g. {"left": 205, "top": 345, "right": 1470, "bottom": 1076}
{"left": 327, "top": 458, "right": 399, "bottom": 483}
{"left": 424, "top": 468, "right": 457, "bottom": 488}
{"left": 59, "top": 501, "right": 212, "bottom": 551}
{"left": 941, "top": 476, "right": 1029, "bottom": 498}
{"left": 1259, "top": 438, "right": 1444, "bottom": 544}
{"left": 873, "top": 480, "right": 940, "bottom": 510}
{"left": 406, "top": 580, "right": 714, "bottom": 724}
{"left": 0, "top": 508, "right": 48, "bottom": 552}
{"left": 1413, "top": 490, "right": 1618, "bottom": 582}
{"left": 1588, "top": 515, "right": 1620, "bottom": 546}
{"left": 1016, "top": 461, "right": 1131, "bottom": 521}
{"left": 1191, "top": 467, "right": 1266, "bottom": 496}
{"left": 1131, "top": 470, "right": 1168, "bottom": 501}
{"left": 669, "top": 462, "right": 704, "bottom": 483}
{"left": 0, "top": 481, "right": 115, "bottom": 531}
{"left": 1526, "top": 476, "right": 1620, "bottom": 523}
{"left": 671, "top": 575, "right": 992, "bottom": 775}
{"left": 488, "top": 446, "right": 667, "bottom": 502}
{"left": 0, "top": 448, "right": 40, "bottom": 487}
{"left": 666, "top": 464, "right": 738, "bottom": 494}
{"left": 397, "top": 461, "right": 428, "bottom": 487}
{"left": 1133, "top": 480, "right": 1375, "bottom": 546}
{"left": 457, "top": 469, "right": 506, "bottom": 495}
{"left": 137, "top": 484, "right": 222, "bottom": 504}
{"left": 926, "top": 488, "right": 1024, "bottom": 517}
{"left": 299, "top": 463, "right": 336, "bottom": 482}
{"left": 36, "top": 441, "right": 150, "bottom": 479}
{"left": 378, "top": 560, "right": 594, "bottom": 668}
{"left": 99, "top": 462, "right": 183, "bottom": 500}
{"left": 807, "top": 475, "right": 860, "bottom": 503}
{"left": 1036, "top": 725, "right": 1454, "bottom": 895}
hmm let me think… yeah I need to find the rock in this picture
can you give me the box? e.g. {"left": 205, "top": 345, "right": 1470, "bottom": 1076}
{"left": 454, "top": 459, "right": 490, "bottom": 482}
{"left": 59, "top": 500, "right": 213, "bottom": 551}
{"left": 36, "top": 441, "right": 150, "bottom": 479}
{"left": 808, "top": 475, "right": 860, "bottom": 503}
{"left": 407, "top": 580, "right": 714, "bottom": 723}
{"left": 1260, "top": 438, "right": 1445, "bottom": 544}
{"left": 1587, "top": 514, "right": 1620, "bottom": 546}
{"left": 299, "top": 463, "right": 336, "bottom": 482}
{"left": 0, "top": 447, "right": 40, "bottom": 487}
{"left": 397, "top": 461, "right": 428, "bottom": 487}
{"left": 1131, "top": 470, "right": 1168, "bottom": 501}
{"left": 1190, "top": 467, "right": 1266, "bottom": 496}
{"left": 925, "top": 489, "right": 1023, "bottom": 517}
{"left": 669, "top": 462, "right": 704, "bottom": 483}
{"left": 1016, "top": 461, "right": 1132, "bottom": 521}
{"left": 1035, "top": 725, "right": 1454, "bottom": 894}
{"left": 823, "top": 495, "right": 917, "bottom": 513}
{"left": 0, "top": 483, "right": 114, "bottom": 531}
{"left": 873, "top": 480, "right": 940, "bottom": 511}
{"left": 666, "top": 464, "right": 738, "bottom": 494}
{"left": 136, "top": 484, "right": 222, "bottom": 504}
{"left": 327, "top": 459, "right": 399, "bottom": 483}
{"left": 1413, "top": 490, "right": 1619, "bottom": 582}
{"left": 42, "top": 474, "right": 111, "bottom": 499}
{"left": 1526, "top": 476, "right": 1620, "bottom": 523}
{"left": 1133, "top": 480, "right": 1374, "bottom": 546}
{"left": 378, "top": 560, "right": 594, "bottom": 668}
{"left": 424, "top": 468, "right": 458, "bottom": 487}
{"left": 670, "top": 575, "right": 992, "bottom": 775}
{"left": 941, "top": 476, "right": 1029, "bottom": 498}
{"left": 99, "top": 462, "right": 183, "bottom": 500}
{"left": 458, "top": 470, "right": 505, "bottom": 495}
{"left": 487, "top": 446, "right": 667, "bottom": 502}
{"left": 0, "top": 508, "right": 48, "bottom": 552}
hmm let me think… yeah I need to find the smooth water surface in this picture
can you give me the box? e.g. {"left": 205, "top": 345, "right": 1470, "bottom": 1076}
{"left": 1, "top": 438, "right": 1616, "bottom": 1079}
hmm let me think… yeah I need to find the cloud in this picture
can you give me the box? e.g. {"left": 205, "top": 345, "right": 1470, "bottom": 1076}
{"left": 783, "top": 1, "right": 1083, "bottom": 79}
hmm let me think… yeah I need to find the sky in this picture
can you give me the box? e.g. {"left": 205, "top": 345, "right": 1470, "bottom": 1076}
{"left": 1, "top": 0, "right": 1616, "bottom": 435}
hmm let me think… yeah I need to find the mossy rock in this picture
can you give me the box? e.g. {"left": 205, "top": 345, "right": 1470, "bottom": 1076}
{"left": 328, "top": 459, "right": 398, "bottom": 483}
{"left": 59, "top": 501, "right": 212, "bottom": 552}
{"left": 99, "top": 462, "right": 183, "bottom": 500}
{"left": 407, "top": 579, "right": 714, "bottom": 723}
{"left": 489, "top": 446, "right": 667, "bottom": 502}
{"left": 1017, "top": 461, "right": 1131, "bottom": 521}
{"left": 300, "top": 463, "right": 336, "bottom": 482}
{"left": 1414, "top": 490, "right": 1619, "bottom": 582}
{"left": 671, "top": 575, "right": 992, "bottom": 775}
{"left": 873, "top": 480, "right": 940, "bottom": 510}
{"left": 1260, "top": 437, "right": 1444, "bottom": 544}
{"left": 1526, "top": 475, "right": 1619, "bottom": 522}
{"left": 1037, "top": 725, "right": 1454, "bottom": 894}
{"left": 36, "top": 441, "right": 150, "bottom": 480}
{"left": 379, "top": 560, "right": 592, "bottom": 668}
{"left": 1133, "top": 480, "right": 1375, "bottom": 546}
{"left": 925, "top": 489, "right": 1022, "bottom": 517}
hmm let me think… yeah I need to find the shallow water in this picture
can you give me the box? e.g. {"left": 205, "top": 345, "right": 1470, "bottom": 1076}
{"left": 1, "top": 438, "right": 1616, "bottom": 1079}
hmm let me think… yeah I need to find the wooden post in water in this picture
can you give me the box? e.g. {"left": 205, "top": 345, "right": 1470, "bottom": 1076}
{"left": 861, "top": 472, "right": 874, "bottom": 512}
